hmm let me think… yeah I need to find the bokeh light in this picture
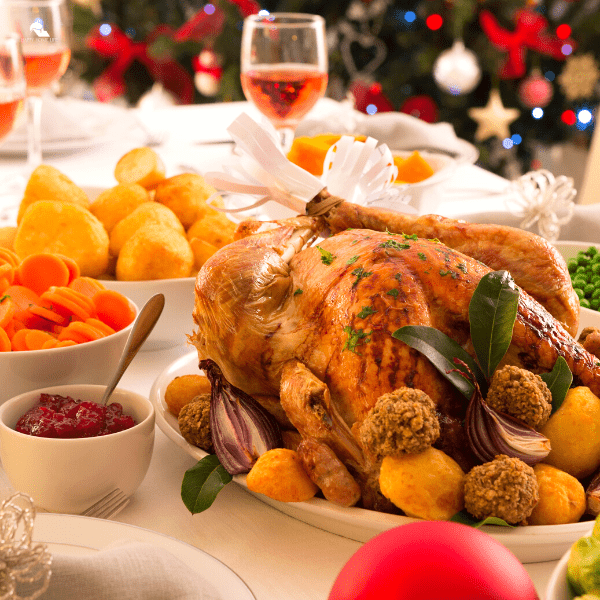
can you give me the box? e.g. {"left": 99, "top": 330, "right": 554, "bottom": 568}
{"left": 99, "top": 23, "right": 112, "bottom": 36}
{"left": 532, "top": 107, "right": 544, "bottom": 119}
{"left": 556, "top": 24, "right": 571, "bottom": 39}
{"left": 561, "top": 43, "right": 573, "bottom": 56}
{"left": 204, "top": 3, "right": 215, "bottom": 14}
{"left": 426, "top": 14, "right": 443, "bottom": 30}
{"left": 561, "top": 109, "right": 576, "bottom": 125}
{"left": 366, "top": 104, "right": 378, "bottom": 115}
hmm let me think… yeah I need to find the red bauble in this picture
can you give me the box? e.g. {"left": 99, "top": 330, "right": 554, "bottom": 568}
{"left": 518, "top": 71, "right": 554, "bottom": 108}
{"left": 399, "top": 95, "right": 439, "bottom": 123}
{"left": 349, "top": 81, "right": 394, "bottom": 114}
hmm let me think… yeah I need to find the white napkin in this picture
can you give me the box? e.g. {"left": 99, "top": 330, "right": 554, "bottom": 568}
{"left": 7, "top": 93, "right": 91, "bottom": 143}
{"left": 17, "top": 541, "right": 224, "bottom": 600}
{"left": 296, "top": 98, "right": 468, "bottom": 158}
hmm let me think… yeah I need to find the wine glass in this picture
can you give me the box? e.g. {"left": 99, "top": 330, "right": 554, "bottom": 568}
{"left": 0, "top": 33, "right": 26, "bottom": 146}
{"left": 5, "top": 0, "right": 71, "bottom": 171}
{"left": 240, "top": 13, "right": 328, "bottom": 152}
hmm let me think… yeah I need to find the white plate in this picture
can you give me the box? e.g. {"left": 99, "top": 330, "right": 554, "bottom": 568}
{"left": 32, "top": 512, "right": 255, "bottom": 598}
{"left": 150, "top": 352, "right": 596, "bottom": 564}
{"left": 546, "top": 548, "right": 576, "bottom": 600}
{"left": 0, "top": 98, "right": 136, "bottom": 156}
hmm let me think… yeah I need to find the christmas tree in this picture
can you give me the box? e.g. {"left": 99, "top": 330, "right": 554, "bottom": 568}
{"left": 71, "top": 0, "right": 600, "bottom": 177}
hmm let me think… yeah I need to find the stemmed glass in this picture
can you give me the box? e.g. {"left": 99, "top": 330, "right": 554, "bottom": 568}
{"left": 0, "top": 33, "right": 26, "bottom": 147}
{"left": 5, "top": 0, "right": 71, "bottom": 172}
{"left": 240, "top": 13, "right": 328, "bottom": 152}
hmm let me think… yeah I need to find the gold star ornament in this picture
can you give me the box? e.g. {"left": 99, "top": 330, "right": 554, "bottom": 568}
{"left": 468, "top": 88, "right": 521, "bottom": 141}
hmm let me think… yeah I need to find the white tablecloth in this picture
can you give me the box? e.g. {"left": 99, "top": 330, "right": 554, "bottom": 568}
{"left": 1, "top": 98, "right": 593, "bottom": 599}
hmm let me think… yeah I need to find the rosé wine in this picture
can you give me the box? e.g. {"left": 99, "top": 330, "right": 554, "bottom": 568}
{"left": 22, "top": 44, "right": 70, "bottom": 94}
{"left": 241, "top": 64, "right": 328, "bottom": 127}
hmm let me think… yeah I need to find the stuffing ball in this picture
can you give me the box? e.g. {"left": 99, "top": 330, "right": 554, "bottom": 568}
{"left": 358, "top": 387, "right": 440, "bottom": 459}
{"left": 463, "top": 455, "right": 539, "bottom": 525}
{"left": 485, "top": 365, "right": 552, "bottom": 429}
{"left": 177, "top": 393, "right": 212, "bottom": 451}
{"left": 579, "top": 327, "right": 600, "bottom": 359}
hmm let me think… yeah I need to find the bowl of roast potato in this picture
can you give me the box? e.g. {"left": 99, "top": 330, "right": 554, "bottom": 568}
{"left": 1, "top": 147, "right": 237, "bottom": 350}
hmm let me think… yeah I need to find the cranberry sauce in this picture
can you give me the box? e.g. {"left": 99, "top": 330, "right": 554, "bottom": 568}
{"left": 15, "top": 393, "right": 136, "bottom": 438}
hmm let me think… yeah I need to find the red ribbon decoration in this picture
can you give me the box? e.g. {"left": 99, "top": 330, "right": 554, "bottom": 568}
{"left": 86, "top": 24, "right": 195, "bottom": 104}
{"left": 480, "top": 9, "right": 577, "bottom": 79}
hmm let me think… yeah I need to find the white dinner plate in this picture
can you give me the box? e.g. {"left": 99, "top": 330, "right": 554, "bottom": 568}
{"left": 150, "top": 352, "right": 596, "bottom": 564}
{"left": 0, "top": 98, "right": 136, "bottom": 156}
{"left": 32, "top": 512, "right": 255, "bottom": 598}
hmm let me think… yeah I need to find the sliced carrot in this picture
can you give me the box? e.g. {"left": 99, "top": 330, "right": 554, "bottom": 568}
{"left": 85, "top": 318, "right": 115, "bottom": 336}
{"left": 67, "top": 321, "right": 105, "bottom": 342}
{"left": 68, "top": 276, "right": 106, "bottom": 298}
{"left": 92, "top": 289, "right": 135, "bottom": 331}
{"left": 11, "top": 328, "right": 32, "bottom": 351}
{"left": 17, "top": 253, "right": 70, "bottom": 296}
{"left": 29, "top": 304, "right": 67, "bottom": 326}
{"left": 0, "top": 262, "right": 14, "bottom": 284}
{"left": 56, "top": 339, "right": 77, "bottom": 348}
{"left": 0, "top": 297, "right": 15, "bottom": 329}
{"left": 41, "top": 338, "right": 59, "bottom": 349}
{"left": 4, "top": 318, "right": 25, "bottom": 340}
{"left": 54, "top": 254, "right": 80, "bottom": 283}
{"left": 3, "top": 285, "right": 41, "bottom": 312}
{"left": 40, "top": 290, "right": 91, "bottom": 322}
{"left": 24, "top": 329, "right": 56, "bottom": 351}
{"left": 57, "top": 325, "right": 88, "bottom": 344}
{"left": 0, "top": 327, "right": 10, "bottom": 351}
{"left": 0, "top": 248, "right": 19, "bottom": 268}
{"left": 48, "top": 286, "right": 96, "bottom": 316}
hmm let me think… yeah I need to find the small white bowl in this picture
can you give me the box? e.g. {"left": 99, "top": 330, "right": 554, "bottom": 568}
{"left": 0, "top": 299, "right": 138, "bottom": 405}
{"left": 553, "top": 241, "right": 600, "bottom": 334}
{"left": 102, "top": 277, "right": 195, "bottom": 351}
{"left": 0, "top": 384, "right": 155, "bottom": 514}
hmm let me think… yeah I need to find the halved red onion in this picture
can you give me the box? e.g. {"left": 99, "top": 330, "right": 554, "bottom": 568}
{"left": 465, "top": 385, "right": 551, "bottom": 466}
{"left": 200, "top": 359, "right": 282, "bottom": 475}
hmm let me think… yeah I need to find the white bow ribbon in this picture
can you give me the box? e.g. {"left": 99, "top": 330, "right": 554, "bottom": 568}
{"left": 203, "top": 113, "right": 413, "bottom": 218}
{"left": 505, "top": 169, "right": 576, "bottom": 242}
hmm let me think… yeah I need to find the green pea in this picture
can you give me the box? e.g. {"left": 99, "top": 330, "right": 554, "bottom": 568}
{"left": 581, "top": 297, "right": 592, "bottom": 308}
{"left": 591, "top": 298, "right": 600, "bottom": 310}
{"left": 585, "top": 283, "right": 595, "bottom": 296}
{"left": 588, "top": 246, "right": 598, "bottom": 256}
{"left": 573, "top": 276, "right": 589, "bottom": 288}
{"left": 568, "top": 260, "right": 579, "bottom": 273}
{"left": 593, "top": 253, "right": 600, "bottom": 263}
{"left": 575, "top": 287, "right": 586, "bottom": 299}
{"left": 592, "top": 288, "right": 600, "bottom": 300}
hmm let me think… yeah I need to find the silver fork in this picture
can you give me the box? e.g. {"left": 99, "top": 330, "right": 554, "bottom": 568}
{"left": 81, "top": 488, "right": 130, "bottom": 519}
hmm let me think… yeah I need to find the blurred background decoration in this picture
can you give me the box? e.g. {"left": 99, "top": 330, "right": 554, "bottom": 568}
{"left": 68, "top": 0, "right": 599, "bottom": 181}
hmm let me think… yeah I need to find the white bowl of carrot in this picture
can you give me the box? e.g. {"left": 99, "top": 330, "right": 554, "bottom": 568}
{"left": 0, "top": 249, "right": 139, "bottom": 404}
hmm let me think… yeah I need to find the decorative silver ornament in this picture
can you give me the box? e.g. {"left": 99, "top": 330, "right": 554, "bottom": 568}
{"left": 0, "top": 493, "right": 52, "bottom": 600}
{"left": 505, "top": 169, "right": 576, "bottom": 242}
{"left": 433, "top": 39, "right": 481, "bottom": 96}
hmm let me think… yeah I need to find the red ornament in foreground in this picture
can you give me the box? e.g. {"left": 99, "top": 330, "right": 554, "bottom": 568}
{"left": 328, "top": 521, "right": 539, "bottom": 600}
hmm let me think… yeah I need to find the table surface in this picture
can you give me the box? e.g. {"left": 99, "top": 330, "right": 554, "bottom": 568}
{"left": 0, "top": 98, "right": 569, "bottom": 599}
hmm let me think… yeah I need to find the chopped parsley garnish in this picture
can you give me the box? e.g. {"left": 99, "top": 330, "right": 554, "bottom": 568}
{"left": 357, "top": 306, "right": 377, "bottom": 319}
{"left": 403, "top": 233, "right": 418, "bottom": 240}
{"left": 379, "top": 240, "right": 411, "bottom": 250}
{"left": 0, "top": 294, "right": 9, "bottom": 303}
{"left": 343, "top": 326, "right": 372, "bottom": 353}
{"left": 457, "top": 263, "right": 468, "bottom": 273}
{"left": 346, "top": 255, "right": 360, "bottom": 265}
{"left": 350, "top": 239, "right": 359, "bottom": 245}
{"left": 316, "top": 246, "right": 336, "bottom": 265}
{"left": 294, "top": 289, "right": 303, "bottom": 296}
{"left": 351, "top": 266, "right": 373, "bottom": 287}
{"left": 394, "top": 273, "right": 402, "bottom": 282}
{"left": 387, "top": 289, "right": 399, "bottom": 298}
{"left": 440, "top": 269, "right": 459, "bottom": 279}
{"left": 418, "top": 252, "right": 427, "bottom": 261}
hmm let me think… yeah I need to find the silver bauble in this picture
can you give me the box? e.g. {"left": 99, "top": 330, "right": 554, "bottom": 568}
{"left": 433, "top": 39, "right": 481, "bottom": 96}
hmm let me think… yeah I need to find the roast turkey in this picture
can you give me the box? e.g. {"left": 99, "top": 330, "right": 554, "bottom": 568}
{"left": 190, "top": 202, "right": 595, "bottom": 507}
